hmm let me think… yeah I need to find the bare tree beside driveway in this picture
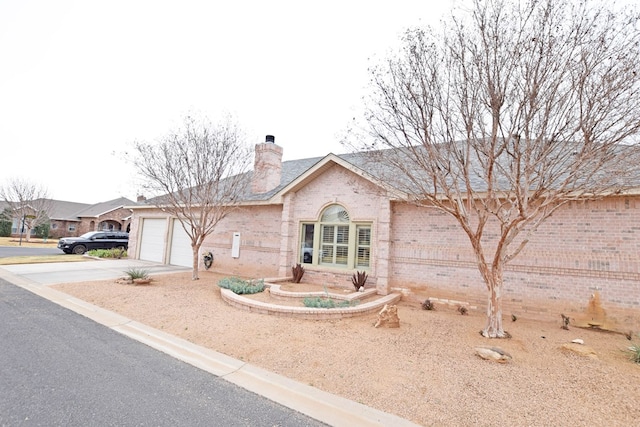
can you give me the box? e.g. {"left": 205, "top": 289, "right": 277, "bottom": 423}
{"left": 134, "top": 115, "right": 252, "bottom": 280}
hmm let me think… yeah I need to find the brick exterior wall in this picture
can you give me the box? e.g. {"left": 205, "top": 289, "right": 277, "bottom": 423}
{"left": 76, "top": 207, "right": 132, "bottom": 235}
{"left": 252, "top": 142, "right": 283, "bottom": 194}
{"left": 129, "top": 160, "right": 640, "bottom": 329}
{"left": 129, "top": 205, "right": 283, "bottom": 278}
{"left": 201, "top": 205, "right": 284, "bottom": 278}
{"left": 47, "top": 207, "right": 132, "bottom": 239}
{"left": 389, "top": 197, "right": 640, "bottom": 329}
{"left": 278, "top": 164, "right": 391, "bottom": 292}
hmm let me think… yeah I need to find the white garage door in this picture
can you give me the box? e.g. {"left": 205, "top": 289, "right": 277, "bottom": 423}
{"left": 169, "top": 220, "right": 192, "bottom": 267}
{"left": 139, "top": 218, "right": 166, "bottom": 263}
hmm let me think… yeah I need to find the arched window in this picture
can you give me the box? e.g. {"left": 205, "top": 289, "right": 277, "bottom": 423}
{"left": 299, "top": 204, "right": 371, "bottom": 269}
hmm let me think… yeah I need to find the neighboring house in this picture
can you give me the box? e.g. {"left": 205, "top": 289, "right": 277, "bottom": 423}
{"left": 128, "top": 138, "right": 640, "bottom": 327}
{"left": 0, "top": 197, "right": 136, "bottom": 239}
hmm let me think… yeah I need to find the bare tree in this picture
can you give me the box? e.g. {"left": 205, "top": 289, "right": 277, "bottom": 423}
{"left": 0, "top": 178, "right": 52, "bottom": 242}
{"left": 359, "top": 0, "right": 640, "bottom": 337}
{"left": 134, "top": 115, "right": 252, "bottom": 280}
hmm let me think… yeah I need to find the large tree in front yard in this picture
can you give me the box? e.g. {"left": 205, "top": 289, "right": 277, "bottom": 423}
{"left": 0, "top": 178, "right": 52, "bottom": 242}
{"left": 134, "top": 115, "right": 252, "bottom": 280}
{"left": 360, "top": 0, "right": 640, "bottom": 337}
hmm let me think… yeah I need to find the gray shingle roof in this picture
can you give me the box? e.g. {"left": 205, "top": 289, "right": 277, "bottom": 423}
{"left": 142, "top": 142, "right": 640, "bottom": 207}
{"left": 73, "top": 197, "right": 137, "bottom": 217}
{"left": 0, "top": 197, "right": 138, "bottom": 221}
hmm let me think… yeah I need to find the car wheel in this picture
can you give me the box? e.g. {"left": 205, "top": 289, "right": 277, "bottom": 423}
{"left": 72, "top": 245, "right": 87, "bottom": 255}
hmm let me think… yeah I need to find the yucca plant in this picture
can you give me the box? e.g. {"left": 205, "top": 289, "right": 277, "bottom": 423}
{"left": 351, "top": 270, "right": 368, "bottom": 291}
{"left": 291, "top": 263, "right": 305, "bottom": 283}
{"left": 124, "top": 268, "right": 149, "bottom": 280}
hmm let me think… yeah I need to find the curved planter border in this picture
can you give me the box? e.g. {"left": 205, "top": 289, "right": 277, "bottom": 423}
{"left": 220, "top": 283, "right": 402, "bottom": 320}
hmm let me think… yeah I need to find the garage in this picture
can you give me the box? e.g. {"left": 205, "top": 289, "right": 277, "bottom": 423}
{"left": 169, "top": 220, "right": 193, "bottom": 267}
{"left": 138, "top": 218, "right": 166, "bottom": 263}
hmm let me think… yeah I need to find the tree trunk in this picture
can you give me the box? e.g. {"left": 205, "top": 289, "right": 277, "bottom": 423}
{"left": 25, "top": 225, "right": 32, "bottom": 242}
{"left": 191, "top": 244, "right": 201, "bottom": 280}
{"left": 482, "top": 272, "right": 506, "bottom": 338}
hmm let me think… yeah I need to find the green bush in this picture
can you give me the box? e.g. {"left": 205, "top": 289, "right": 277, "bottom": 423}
{"left": 0, "top": 208, "right": 12, "bottom": 237}
{"left": 217, "top": 277, "right": 265, "bottom": 295}
{"left": 0, "top": 221, "right": 10, "bottom": 237}
{"left": 303, "top": 297, "right": 358, "bottom": 309}
{"left": 124, "top": 268, "right": 149, "bottom": 280}
{"left": 33, "top": 222, "right": 50, "bottom": 239}
{"left": 88, "top": 248, "right": 127, "bottom": 259}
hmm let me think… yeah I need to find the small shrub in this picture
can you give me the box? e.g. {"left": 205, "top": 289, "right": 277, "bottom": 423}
{"left": 291, "top": 263, "right": 305, "bottom": 283}
{"left": 124, "top": 268, "right": 149, "bottom": 280}
{"left": 457, "top": 305, "right": 468, "bottom": 315}
{"left": 628, "top": 335, "right": 640, "bottom": 364}
{"left": 303, "top": 297, "right": 358, "bottom": 309}
{"left": 88, "top": 248, "right": 127, "bottom": 259}
{"left": 217, "top": 277, "right": 265, "bottom": 295}
{"left": 421, "top": 299, "right": 435, "bottom": 310}
{"left": 351, "top": 270, "right": 368, "bottom": 291}
{"left": 561, "top": 313, "right": 570, "bottom": 330}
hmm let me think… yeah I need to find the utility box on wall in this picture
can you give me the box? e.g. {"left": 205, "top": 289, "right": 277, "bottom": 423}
{"left": 231, "top": 232, "right": 240, "bottom": 258}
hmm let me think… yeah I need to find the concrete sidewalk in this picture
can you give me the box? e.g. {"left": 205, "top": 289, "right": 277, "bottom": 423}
{"left": 0, "top": 261, "right": 420, "bottom": 427}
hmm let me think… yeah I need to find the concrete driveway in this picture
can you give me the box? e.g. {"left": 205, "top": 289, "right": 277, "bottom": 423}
{"left": 0, "top": 259, "right": 189, "bottom": 287}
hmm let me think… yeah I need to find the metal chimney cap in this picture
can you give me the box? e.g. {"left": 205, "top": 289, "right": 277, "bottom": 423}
{"left": 265, "top": 135, "right": 275, "bottom": 143}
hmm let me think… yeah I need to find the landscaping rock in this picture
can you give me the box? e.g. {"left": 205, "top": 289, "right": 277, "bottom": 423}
{"left": 475, "top": 347, "right": 512, "bottom": 363}
{"left": 561, "top": 342, "right": 597, "bottom": 359}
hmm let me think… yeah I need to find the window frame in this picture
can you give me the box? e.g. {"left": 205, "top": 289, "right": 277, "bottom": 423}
{"left": 299, "top": 204, "right": 372, "bottom": 269}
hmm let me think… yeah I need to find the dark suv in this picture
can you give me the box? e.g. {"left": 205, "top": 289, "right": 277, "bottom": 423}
{"left": 57, "top": 231, "right": 129, "bottom": 254}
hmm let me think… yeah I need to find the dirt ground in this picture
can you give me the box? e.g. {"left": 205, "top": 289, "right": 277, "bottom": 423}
{"left": 52, "top": 270, "right": 640, "bottom": 426}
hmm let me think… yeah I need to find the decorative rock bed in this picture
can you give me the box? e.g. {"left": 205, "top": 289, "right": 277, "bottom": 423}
{"left": 219, "top": 280, "right": 402, "bottom": 320}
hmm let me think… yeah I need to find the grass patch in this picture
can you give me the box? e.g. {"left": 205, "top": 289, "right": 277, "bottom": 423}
{"left": 0, "top": 255, "right": 88, "bottom": 265}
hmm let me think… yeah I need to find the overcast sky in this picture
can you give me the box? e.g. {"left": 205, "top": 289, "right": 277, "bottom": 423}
{"left": 0, "top": 0, "right": 453, "bottom": 204}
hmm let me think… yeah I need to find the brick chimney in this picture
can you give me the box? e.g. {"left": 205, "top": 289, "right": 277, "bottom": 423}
{"left": 251, "top": 135, "right": 283, "bottom": 194}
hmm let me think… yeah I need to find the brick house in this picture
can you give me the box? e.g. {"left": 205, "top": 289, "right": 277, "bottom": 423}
{"left": 1, "top": 197, "right": 136, "bottom": 239}
{"left": 128, "top": 138, "right": 640, "bottom": 327}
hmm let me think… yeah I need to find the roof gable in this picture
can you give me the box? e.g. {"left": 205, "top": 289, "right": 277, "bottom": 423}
{"left": 73, "top": 197, "right": 137, "bottom": 217}
{"left": 268, "top": 153, "right": 405, "bottom": 203}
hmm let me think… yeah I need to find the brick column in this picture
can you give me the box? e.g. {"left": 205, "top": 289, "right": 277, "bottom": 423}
{"left": 278, "top": 193, "right": 296, "bottom": 277}
{"left": 375, "top": 200, "right": 392, "bottom": 295}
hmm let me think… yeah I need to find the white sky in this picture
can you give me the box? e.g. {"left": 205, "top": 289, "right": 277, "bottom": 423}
{"left": 0, "top": 0, "right": 453, "bottom": 204}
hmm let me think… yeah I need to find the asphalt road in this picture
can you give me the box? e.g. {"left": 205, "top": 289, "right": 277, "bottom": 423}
{"left": 0, "top": 246, "right": 62, "bottom": 258}
{"left": 0, "top": 279, "right": 327, "bottom": 427}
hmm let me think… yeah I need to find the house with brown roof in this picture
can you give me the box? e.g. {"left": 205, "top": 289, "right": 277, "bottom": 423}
{"left": 0, "top": 197, "right": 136, "bottom": 239}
